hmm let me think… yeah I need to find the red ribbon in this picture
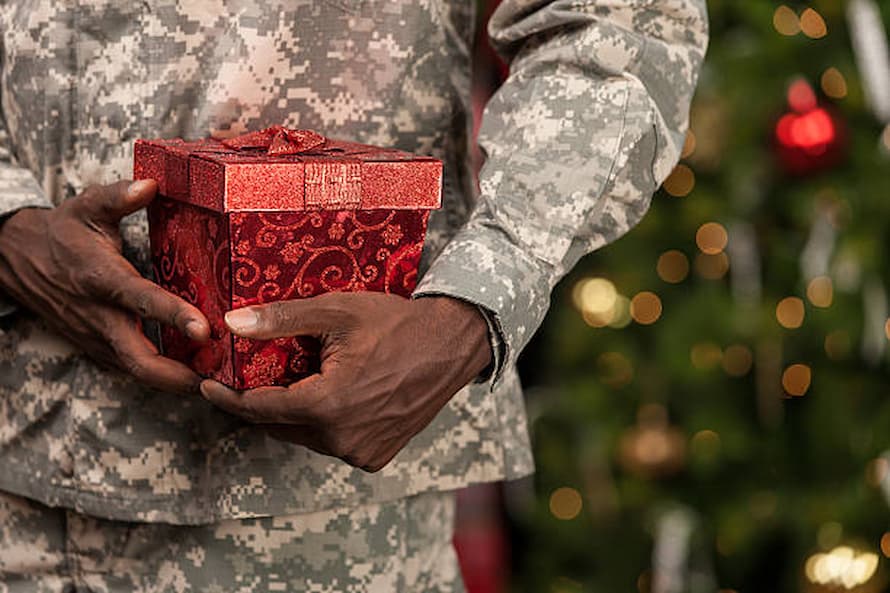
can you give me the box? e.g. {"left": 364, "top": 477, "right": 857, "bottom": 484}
{"left": 221, "top": 126, "right": 327, "bottom": 156}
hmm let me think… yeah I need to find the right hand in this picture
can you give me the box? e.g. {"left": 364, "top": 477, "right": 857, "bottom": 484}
{"left": 0, "top": 179, "right": 210, "bottom": 393}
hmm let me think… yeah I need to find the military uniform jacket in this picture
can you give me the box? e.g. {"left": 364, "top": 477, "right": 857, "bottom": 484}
{"left": 0, "top": 0, "right": 707, "bottom": 524}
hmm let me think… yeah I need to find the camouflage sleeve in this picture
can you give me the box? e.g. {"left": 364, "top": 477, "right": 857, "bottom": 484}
{"left": 0, "top": 69, "right": 52, "bottom": 316}
{"left": 413, "top": 0, "right": 709, "bottom": 386}
{"left": 0, "top": 119, "right": 51, "bottom": 218}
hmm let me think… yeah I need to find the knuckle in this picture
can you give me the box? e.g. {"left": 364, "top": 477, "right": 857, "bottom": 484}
{"left": 134, "top": 289, "right": 153, "bottom": 318}
{"left": 268, "top": 301, "right": 291, "bottom": 331}
{"left": 79, "top": 267, "right": 108, "bottom": 294}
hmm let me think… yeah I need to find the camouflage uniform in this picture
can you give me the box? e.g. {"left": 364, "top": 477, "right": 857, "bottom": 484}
{"left": 0, "top": 0, "right": 707, "bottom": 588}
{"left": 0, "top": 489, "right": 462, "bottom": 592}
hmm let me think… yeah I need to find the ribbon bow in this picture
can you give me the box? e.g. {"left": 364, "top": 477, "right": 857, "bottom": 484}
{"left": 221, "top": 126, "right": 327, "bottom": 156}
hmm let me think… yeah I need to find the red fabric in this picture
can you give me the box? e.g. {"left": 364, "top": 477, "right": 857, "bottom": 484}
{"left": 148, "top": 199, "right": 429, "bottom": 390}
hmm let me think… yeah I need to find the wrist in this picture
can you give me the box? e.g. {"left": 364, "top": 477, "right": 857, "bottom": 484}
{"left": 417, "top": 295, "right": 492, "bottom": 376}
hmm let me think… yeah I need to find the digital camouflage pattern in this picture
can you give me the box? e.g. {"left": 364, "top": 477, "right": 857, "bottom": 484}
{"left": 0, "top": 0, "right": 707, "bottom": 523}
{"left": 0, "top": 488, "right": 462, "bottom": 593}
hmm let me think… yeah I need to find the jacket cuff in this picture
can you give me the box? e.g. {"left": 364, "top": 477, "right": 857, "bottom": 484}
{"left": 0, "top": 165, "right": 51, "bottom": 218}
{"left": 0, "top": 167, "right": 52, "bottom": 318}
{"left": 413, "top": 223, "right": 553, "bottom": 389}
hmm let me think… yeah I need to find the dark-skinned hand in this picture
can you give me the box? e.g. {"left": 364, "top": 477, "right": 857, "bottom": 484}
{"left": 200, "top": 292, "right": 492, "bottom": 472}
{"left": 0, "top": 179, "right": 210, "bottom": 393}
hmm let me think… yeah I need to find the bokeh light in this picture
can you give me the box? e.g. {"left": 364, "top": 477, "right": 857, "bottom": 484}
{"left": 880, "top": 533, "right": 890, "bottom": 558}
{"left": 804, "top": 546, "right": 879, "bottom": 589}
{"left": 773, "top": 5, "right": 800, "bottom": 36}
{"left": 799, "top": 8, "right": 827, "bottom": 39}
{"left": 690, "top": 429, "right": 721, "bottom": 460}
{"left": 695, "top": 252, "right": 730, "bottom": 279}
{"left": 776, "top": 297, "right": 805, "bottom": 329}
{"left": 656, "top": 250, "right": 690, "bottom": 284}
{"left": 825, "top": 330, "right": 851, "bottom": 360}
{"left": 806, "top": 276, "right": 834, "bottom": 308}
{"left": 608, "top": 295, "right": 633, "bottom": 329}
{"left": 574, "top": 278, "right": 620, "bottom": 328}
{"left": 866, "top": 457, "right": 889, "bottom": 488}
{"left": 696, "top": 222, "right": 729, "bottom": 255}
{"left": 682, "top": 130, "right": 696, "bottom": 158}
{"left": 598, "top": 351, "right": 634, "bottom": 388}
{"left": 549, "top": 487, "right": 583, "bottom": 521}
{"left": 630, "top": 291, "right": 662, "bottom": 325}
{"left": 782, "top": 363, "right": 812, "bottom": 396}
{"left": 662, "top": 164, "right": 695, "bottom": 197}
{"left": 787, "top": 79, "right": 817, "bottom": 113}
{"left": 820, "top": 67, "right": 847, "bottom": 100}
{"left": 691, "top": 342, "right": 723, "bottom": 370}
{"left": 722, "top": 344, "right": 753, "bottom": 377}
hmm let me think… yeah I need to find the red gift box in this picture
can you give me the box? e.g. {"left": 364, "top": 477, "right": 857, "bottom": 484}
{"left": 134, "top": 127, "right": 442, "bottom": 390}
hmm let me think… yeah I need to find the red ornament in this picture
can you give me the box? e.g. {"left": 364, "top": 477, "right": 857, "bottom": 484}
{"left": 774, "top": 79, "right": 846, "bottom": 175}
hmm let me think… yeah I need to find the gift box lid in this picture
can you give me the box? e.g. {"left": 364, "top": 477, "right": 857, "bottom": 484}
{"left": 134, "top": 127, "right": 442, "bottom": 212}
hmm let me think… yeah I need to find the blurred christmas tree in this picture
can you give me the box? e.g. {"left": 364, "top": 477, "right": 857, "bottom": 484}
{"left": 506, "top": 1, "right": 890, "bottom": 591}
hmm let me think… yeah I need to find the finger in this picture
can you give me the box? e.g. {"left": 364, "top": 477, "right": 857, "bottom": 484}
{"left": 199, "top": 375, "right": 328, "bottom": 424}
{"left": 108, "top": 319, "right": 203, "bottom": 394}
{"left": 223, "top": 294, "right": 357, "bottom": 339}
{"left": 115, "top": 273, "right": 209, "bottom": 341}
{"left": 85, "top": 257, "right": 210, "bottom": 341}
{"left": 80, "top": 179, "right": 158, "bottom": 225}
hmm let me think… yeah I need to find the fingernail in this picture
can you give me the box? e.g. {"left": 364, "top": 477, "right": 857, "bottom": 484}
{"left": 185, "top": 320, "right": 204, "bottom": 340}
{"left": 199, "top": 382, "right": 210, "bottom": 399}
{"left": 225, "top": 309, "right": 258, "bottom": 332}
{"left": 128, "top": 180, "right": 151, "bottom": 196}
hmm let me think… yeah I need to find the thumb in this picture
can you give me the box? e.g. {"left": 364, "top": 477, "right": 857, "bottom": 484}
{"left": 84, "top": 179, "right": 158, "bottom": 224}
{"left": 224, "top": 297, "right": 357, "bottom": 340}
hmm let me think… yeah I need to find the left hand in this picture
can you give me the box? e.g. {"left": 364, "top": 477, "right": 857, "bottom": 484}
{"left": 200, "top": 292, "right": 492, "bottom": 472}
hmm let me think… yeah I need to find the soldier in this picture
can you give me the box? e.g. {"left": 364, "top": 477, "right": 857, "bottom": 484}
{"left": 0, "top": 1, "right": 707, "bottom": 591}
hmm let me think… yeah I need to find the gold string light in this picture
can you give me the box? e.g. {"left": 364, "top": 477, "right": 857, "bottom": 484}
{"left": 776, "top": 297, "right": 805, "bottom": 329}
{"left": 722, "top": 344, "right": 753, "bottom": 377}
{"left": 696, "top": 222, "right": 729, "bottom": 255}
{"left": 657, "top": 250, "right": 690, "bottom": 284}
{"left": 662, "top": 164, "right": 695, "bottom": 197}
{"left": 825, "top": 330, "right": 851, "bottom": 360}
{"left": 806, "top": 276, "right": 834, "bottom": 308}
{"left": 866, "top": 458, "right": 889, "bottom": 488}
{"left": 609, "top": 295, "right": 633, "bottom": 329}
{"left": 881, "top": 533, "right": 890, "bottom": 558}
{"left": 598, "top": 352, "right": 634, "bottom": 388}
{"left": 782, "top": 363, "right": 812, "bottom": 396}
{"left": 773, "top": 5, "right": 800, "bottom": 36}
{"left": 691, "top": 342, "right": 723, "bottom": 370}
{"left": 690, "top": 429, "right": 721, "bottom": 460}
{"left": 549, "top": 487, "right": 583, "bottom": 520}
{"left": 574, "top": 278, "right": 619, "bottom": 328}
{"left": 820, "top": 67, "right": 848, "bottom": 99}
{"left": 800, "top": 8, "right": 828, "bottom": 39}
{"left": 804, "top": 546, "right": 879, "bottom": 589}
{"left": 682, "top": 130, "right": 697, "bottom": 158}
{"left": 630, "top": 291, "right": 663, "bottom": 325}
{"left": 695, "top": 252, "right": 730, "bottom": 279}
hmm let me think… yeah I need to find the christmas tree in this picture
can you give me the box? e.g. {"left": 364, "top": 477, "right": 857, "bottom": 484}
{"left": 504, "top": 1, "right": 890, "bottom": 591}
